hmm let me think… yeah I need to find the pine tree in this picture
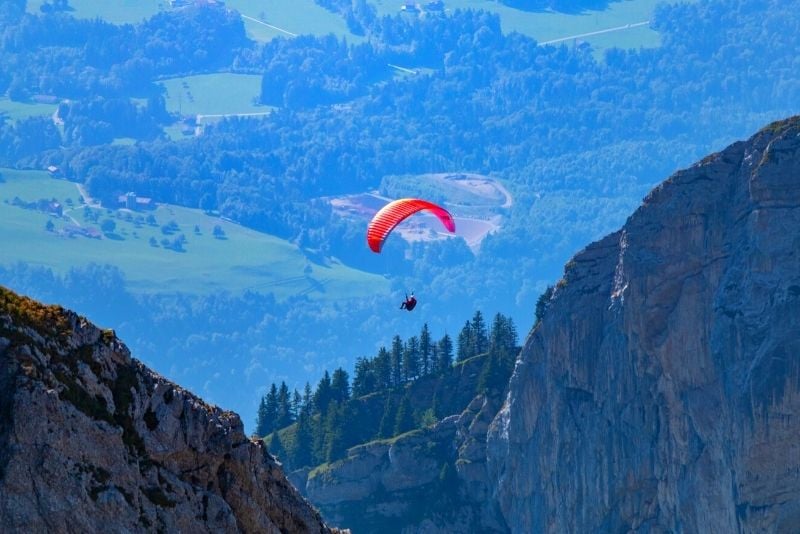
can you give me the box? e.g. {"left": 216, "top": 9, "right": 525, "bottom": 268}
{"left": 419, "top": 323, "right": 432, "bottom": 376}
{"left": 403, "top": 336, "right": 420, "bottom": 381}
{"left": 374, "top": 347, "right": 392, "bottom": 390}
{"left": 457, "top": 321, "right": 473, "bottom": 361}
{"left": 353, "top": 358, "right": 377, "bottom": 398}
{"left": 331, "top": 367, "right": 351, "bottom": 404}
{"left": 430, "top": 344, "right": 440, "bottom": 374}
{"left": 303, "top": 382, "right": 313, "bottom": 411}
{"left": 277, "top": 381, "right": 292, "bottom": 429}
{"left": 391, "top": 335, "right": 403, "bottom": 386}
{"left": 438, "top": 334, "right": 453, "bottom": 370}
{"left": 292, "top": 409, "right": 313, "bottom": 468}
{"left": 292, "top": 389, "right": 303, "bottom": 420}
{"left": 262, "top": 383, "right": 279, "bottom": 435}
{"left": 255, "top": 396, "right": 269, "bottom": 437}
{"left": 314, "top": 371, "right": 333, "bottom": 416}
{"left": 471, "top": 310, "right": 488, "bottom": 356}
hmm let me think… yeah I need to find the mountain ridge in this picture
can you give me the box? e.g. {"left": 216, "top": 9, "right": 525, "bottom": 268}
{"left": 0, "top": 287, "right": 342, "bottom": 533}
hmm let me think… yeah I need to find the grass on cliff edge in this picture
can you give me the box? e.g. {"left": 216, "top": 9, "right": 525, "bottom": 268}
{"left": 0, "top": 168, "right": 389, "bottom": 299}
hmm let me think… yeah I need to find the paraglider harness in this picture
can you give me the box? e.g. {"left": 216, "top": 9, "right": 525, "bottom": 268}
{"left": 400, "top": 293, "right": 417, "bottom": 311}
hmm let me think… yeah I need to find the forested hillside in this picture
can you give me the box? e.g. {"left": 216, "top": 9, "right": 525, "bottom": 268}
{"left": 1, "top": 0, "right": 799, "bottom": 427}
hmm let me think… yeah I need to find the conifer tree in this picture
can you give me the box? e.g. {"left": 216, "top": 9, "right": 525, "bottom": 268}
{"left": 391, "top": 335, "right": 403, "bottom": 385}
{"left": 419, "top": 323, "right": 432, "bottom": 376}
{"left": 293, "top": 408, "right": 313, "bottom": 468}
{"left": 292, "top": 389, "right": 303, "bottom": 420}
{"left": 353, "top": 357, "right": 375, "bottom": 397}
{"left": 331, "top": 367, "right": 351, "bottom": 404}
{"left": 255, "top": 396, "right": 269, "bottom": 437}
{"left": 457, "top": 321, "right": 473, "bottom": 361}
{"left": 438, "top": 334, "right": 453, "bottom": 370}
{"left": 314, "top": 371, "right": 333, "bottom": 416}
{"left": 262, "top": 383, "right": 279, "bottom": 435}
{"left": 375, "top": 347, "right": 392, "bottom": 389}
{"left": 277, "top": 381, "right": 292, "bottom": 429}
{"left": 471, "top": 310, "right": 488, "bottom": 356}
{"left": 403, "top": 336, "right": 420, "bottom": 381}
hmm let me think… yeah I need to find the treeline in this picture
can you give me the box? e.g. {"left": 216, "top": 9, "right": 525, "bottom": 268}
{"left": 0, "top": 4, "right": 248, "bottom": 100}
{"left": 254, "top": 311, "right": 518, "bottom": 469}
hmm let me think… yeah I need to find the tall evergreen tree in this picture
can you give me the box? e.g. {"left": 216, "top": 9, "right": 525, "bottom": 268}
{"left": 314, "top": 371, "right": 333, "bottom": 416}
{"left": 262, "top": 383, "right": 279, "bottom": 435}
{"left": 390, "top": 335, "right": 403, "bottom": 386}
{"left": 457, "top": 321, "right": 473, "bottom": 361}
{"left": 255, "top": 396, "right": 269, "bottom": 437}
{"left": 471, "top": 310, "right": 488, "bottom": 356}
{"left": 277, "top": 381, "right": 292, "bottom": 428}
{"left": 403, "top": 336, "right": 420, "bottom": 381}
{"left": 292, "top": 389, "right": 303, "bottom": 420}
{"left": 430, "top": 344, "right": 440, "bottom": 374}
{"left": 419, "top": 323, "right": 432, "bottom": 376}
{"left": 374, "top": 347, "right": 392, "bottom": 390}
{"left": 331, "top": 367, "right": 351, "bottom": 404}
{"left": 303, "top": 382, "right": 313, "bottom": 411}
{"left": 352, "top": 356, "right": 375, "bottom": 397}
{"left": 438, "top": 334, "right": 453, "bottom": 370}
{"left": 292, "top": 409, "right": 313, "bottom": 468}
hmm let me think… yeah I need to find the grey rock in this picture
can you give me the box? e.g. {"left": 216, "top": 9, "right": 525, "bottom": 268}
{"left": 0, "top": 289, "right": 344, "bottom": 534}
{"left": 487, "top": 117, "right": 800, "bottom": 533}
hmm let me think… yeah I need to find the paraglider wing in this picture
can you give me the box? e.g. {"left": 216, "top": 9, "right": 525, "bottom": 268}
{"left": 367, "top": 198, "right": 456, "bottom": 253}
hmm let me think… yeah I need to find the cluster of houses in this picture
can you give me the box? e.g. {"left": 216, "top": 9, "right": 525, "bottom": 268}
{"left": 118, "top": 192, "right": 154, "bottom": 211}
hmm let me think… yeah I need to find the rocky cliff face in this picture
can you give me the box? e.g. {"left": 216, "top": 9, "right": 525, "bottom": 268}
{"left": 487, "top": 117, "right": 800, "bottom": 532}
{"left": 0, "top": 288, "right": 341, "bottom": 533}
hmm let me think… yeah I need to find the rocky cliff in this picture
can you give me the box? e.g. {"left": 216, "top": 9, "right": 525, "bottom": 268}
{"left": 0, "top": 287, "right": 341, "bottom": 533}
{"left": 487, "top": 117, "right": 800, "bottom": 532}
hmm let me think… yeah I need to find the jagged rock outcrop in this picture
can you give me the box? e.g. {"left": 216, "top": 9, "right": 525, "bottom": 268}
{"left": 487, "top": 117, "right": 800, "bottom": 532}
{"left": 0, "top": 287, "right": 342, "bottom": 533}
{"left": 300, "top": 391, "right": 507, "bottom": 533}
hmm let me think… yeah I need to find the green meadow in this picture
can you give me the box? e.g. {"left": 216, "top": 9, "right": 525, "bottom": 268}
{"left": 0, "top": 169, "right": 389, "bottom": 299}
{"left": 159, "top": 73, "right": 270, "bottom": 116}
{"left": 26, "top": 0, "right": 162, "bottom": 24}
{"left": 226, "top": 0, "right": 364, "bottom": 42}
{"left": 369, "top": 0, "right": 678, "bottom": 53}
{"left": 0, "top": 97, "right": 58, "bottom": 124}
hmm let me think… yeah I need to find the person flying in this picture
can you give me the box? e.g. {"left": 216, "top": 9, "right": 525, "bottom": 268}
{"left": 400, "top": 292, "right": 417, "bottom": 311}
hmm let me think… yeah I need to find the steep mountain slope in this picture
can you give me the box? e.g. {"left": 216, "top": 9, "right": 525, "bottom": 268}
{"left": 487, "top": 117, "right": 800, "bottom": 532}
{"left": 0, "top": 287, "right": 341, "bottom": 533}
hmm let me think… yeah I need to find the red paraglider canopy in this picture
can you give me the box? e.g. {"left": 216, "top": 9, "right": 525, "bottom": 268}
{"left": 367, "top": 198, "right": 456, "bottom": 253}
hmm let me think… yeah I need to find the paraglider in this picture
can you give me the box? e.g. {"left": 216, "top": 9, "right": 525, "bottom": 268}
{"left": 366, "top": 198, "right": 456, "bottom": 253}
{"left": 400, "top": 292, "right": 417, "bottom": 311}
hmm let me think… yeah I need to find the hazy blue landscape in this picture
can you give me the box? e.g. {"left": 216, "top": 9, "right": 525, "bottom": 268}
{"left": 1, "top": 0, "right": 799, "bottom": 436}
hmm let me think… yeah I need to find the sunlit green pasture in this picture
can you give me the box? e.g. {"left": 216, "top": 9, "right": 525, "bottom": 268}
{"left": 226, "top": 0, "right": 363, "bottom": 42}
{"left": 0, "top": 169, "right": 389, "bottom": 299}
{"left": 0, "top": 97, "right": 58, "bottom": 124}
{"left": 369, "top": 0, "right": 675, "bottom": 53}
{"left": 159, "top": 73, "right": 268, "bottom": 116}
{"left": 26, "top": 0, "right": 162, "bottom": 24}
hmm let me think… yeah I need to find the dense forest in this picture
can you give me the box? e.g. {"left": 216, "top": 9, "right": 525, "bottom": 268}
{"left": 1, "top": 0, "right": 800, "bottom": 426}
{"left": 254, "top": 311, "right": 518, "bottom": 470}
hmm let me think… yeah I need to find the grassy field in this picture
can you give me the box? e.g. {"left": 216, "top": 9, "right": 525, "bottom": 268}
{"left": 370, "top": 0, "right": 674, "bottom": 53}
{"left": 226, "top": 0, "right": 364, "bottom": 42}
{"left": 26, "top": 0, "right": 162, "bottom": 24}
{"left": 0, "top": 97, "right": 58, "bottom": 124}
{"left": 0, "top": 168, "right": 389, "bottom": 299}
{"left": 159, "top": 73, "right": 269, "bottom": 116}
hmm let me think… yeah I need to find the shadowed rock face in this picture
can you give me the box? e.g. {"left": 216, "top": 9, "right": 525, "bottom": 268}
{"left": 487, "top": 117, "right": 800, "bottom": 533}
{"left": 0, "top": 288, "right": 340, "bottom": 534}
